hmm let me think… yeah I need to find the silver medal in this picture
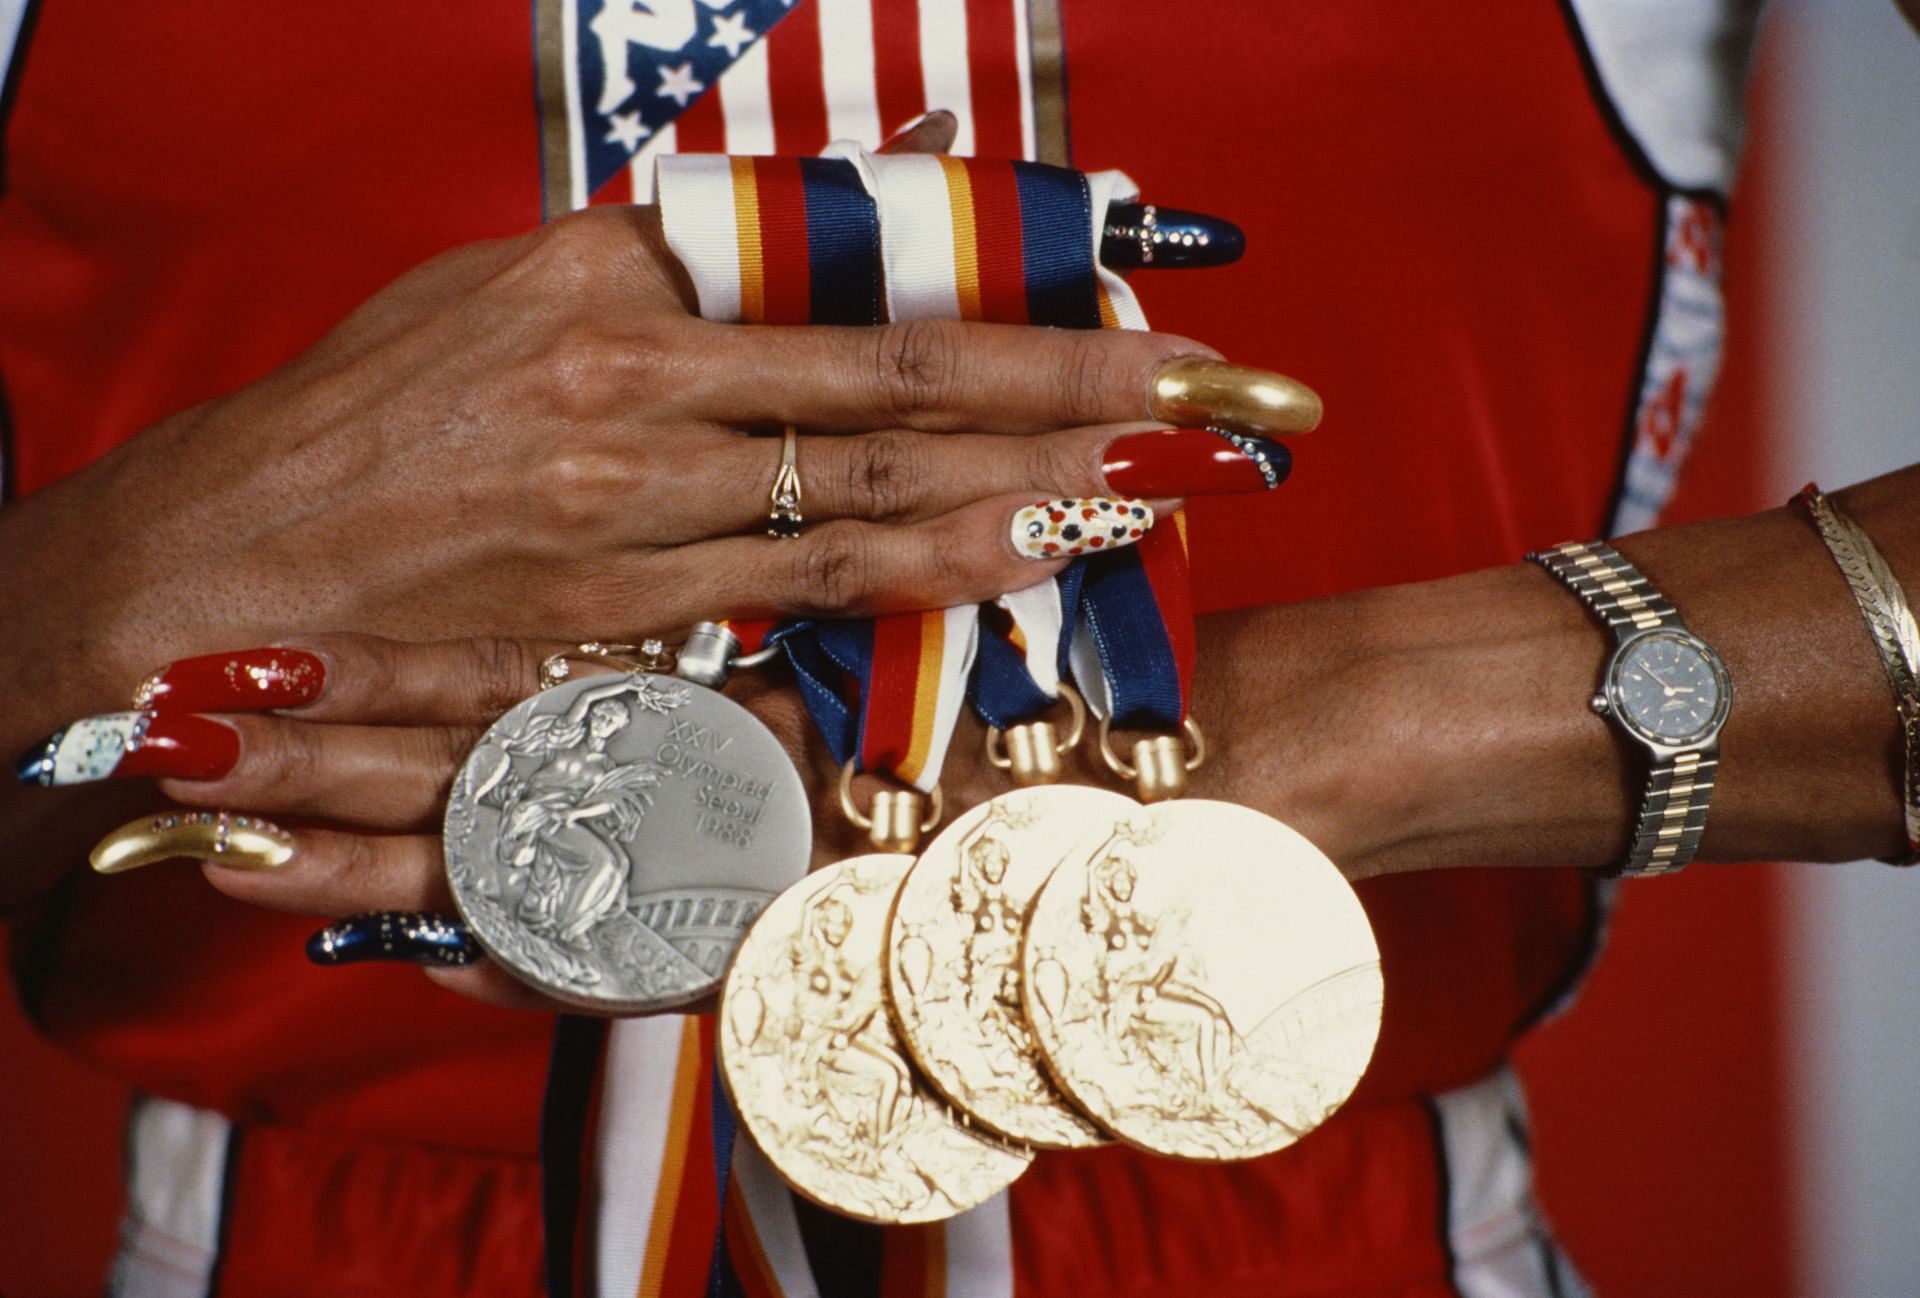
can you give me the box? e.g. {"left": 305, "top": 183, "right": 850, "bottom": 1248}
{"left": 444, "top": 670, "right": 811, "bottom": 1012}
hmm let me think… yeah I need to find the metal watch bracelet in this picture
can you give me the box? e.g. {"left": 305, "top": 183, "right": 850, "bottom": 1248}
{"left": 1529, "top": 540, "right": 1722, "bottom": 878}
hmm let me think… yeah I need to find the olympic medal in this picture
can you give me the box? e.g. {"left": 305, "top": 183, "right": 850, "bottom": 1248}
{"left": 886, "top": 787, "right": 1136, "bottom": 1149}
{"left": 720, "top": 854, "right": 1033, "bottom": 1223}
{"left": 444, "top": 672, "right": 810, "bottom": 1013}
{"left": 1021, "top": 800, "right": 1382, "bottom": 1161}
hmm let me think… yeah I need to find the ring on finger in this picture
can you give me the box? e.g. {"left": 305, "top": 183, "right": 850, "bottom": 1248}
{"left": 767, "top": 424, "right": 804, "bottom": 539}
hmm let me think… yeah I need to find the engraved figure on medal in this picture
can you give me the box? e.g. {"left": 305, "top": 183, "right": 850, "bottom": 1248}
{"left": 886, "top": 787, "right": 1136, "bottom": 1148}
{"left": 1022, "top": 800, "right": 1384, "bottom": 1162}
{"left": 720, "top": 855, "right": 1031, "bottom": 1224}
{"left": 445, "top": 672, "right": 811, "bottom": 1013}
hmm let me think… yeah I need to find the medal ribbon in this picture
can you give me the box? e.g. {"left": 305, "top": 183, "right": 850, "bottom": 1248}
{"left": 642, "top": 145, "right": 1195, "bottom": 1298}
{"left": 1069, "top": 512, "right": 1197, "bottom": 727}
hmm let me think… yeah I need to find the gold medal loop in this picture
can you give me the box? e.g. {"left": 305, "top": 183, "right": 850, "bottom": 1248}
{"left": 984, "top": 684, "right": 1086, "bottom": 787}
{"left": 1096, "top": 715, "right": 1206, "bottom": 803}
{"left": 538, "top": 640, "right": 676, "bottom": 690}
{"left": 838, "top": 759, "right": 945, "bottom": 853}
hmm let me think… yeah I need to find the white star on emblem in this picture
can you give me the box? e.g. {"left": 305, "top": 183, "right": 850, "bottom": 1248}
{"left": 603, "top": 111, "right": 652, "bottom": 153}
{"left": 707, "top": 11, "right": 756, "bottom": 59}
{"left": 656, "top": 61, "right": 705, "bottom": 107}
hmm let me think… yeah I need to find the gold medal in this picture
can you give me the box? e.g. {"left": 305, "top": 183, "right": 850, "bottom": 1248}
{"left": 885, "top": 787, "right": 1136, "bottom": 1149}
{"left": 1021, "top": 799, "right": 1383, "bottom": 1161}
{"left": 719, "top": 854, "right": 1033, "bottom": 1223}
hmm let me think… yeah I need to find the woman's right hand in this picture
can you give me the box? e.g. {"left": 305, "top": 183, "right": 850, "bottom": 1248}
{"left": 3, "top": 203, "right": 1210, "bottom": 726}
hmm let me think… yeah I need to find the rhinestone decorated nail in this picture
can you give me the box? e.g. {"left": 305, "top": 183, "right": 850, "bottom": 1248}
{"left": 1102, "top": 427, "right": 1292, "bottom": 496}
{"left": 89, "top": 810, "right": 294, "bottom": 874}
{"left": 1012, "top": 498, "right": 1154, "bottom": 560}
{"left": 17, "top": 712, "right": 240, "bottom": 786}
{"left": 133, "top": 647, "right": 325, "bottom": 712}
{"left": 306, "top": 912, "right": 483, "bottom": 967}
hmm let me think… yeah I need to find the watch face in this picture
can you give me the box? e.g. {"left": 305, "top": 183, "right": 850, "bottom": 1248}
{"left": 1609, "top": 631, "right": 1728, "bottom": 746}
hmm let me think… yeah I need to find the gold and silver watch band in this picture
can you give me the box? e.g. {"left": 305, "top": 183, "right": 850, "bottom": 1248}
{"left": 1529, "top": 540, "right": 1720, "bottom": 878}
{"left": 1531, "top": 539, "right": 1680, "bottom": 636}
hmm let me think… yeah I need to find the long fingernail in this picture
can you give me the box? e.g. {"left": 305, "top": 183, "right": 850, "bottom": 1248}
{"left": 306, "top": 912, "right": 483, "bottom": 967}
{"left": 1012, "top": 498, "right": 1154, "bottom": 560}
{"left": 879, "top": 108, "right": 956, "bottom": 152}
{"left": 1101, "top": 204, "right": 1245, "bottom": 270}
{"left": 17, "top": 712, "right": 239, "bottom": 786}
{"left": 90, "top": 810, "right": 294, "bottom": 875}
{"left": 1102, "top": 428, "right": 1291, "bottom": 497}
{"left": 1147, "top": 358, "right": 1323, "bottom": 436}
{"left": 133, "top": 647, "right": 326, "bottom": 712}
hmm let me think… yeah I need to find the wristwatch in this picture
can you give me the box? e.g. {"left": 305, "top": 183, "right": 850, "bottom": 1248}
{"left": 1527, "top": 540, "right": 1733, "bottom": 877}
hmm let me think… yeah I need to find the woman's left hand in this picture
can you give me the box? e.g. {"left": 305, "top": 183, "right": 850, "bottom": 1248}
{"left": 91, "top": 632, "right": 859, "bottom": 1010}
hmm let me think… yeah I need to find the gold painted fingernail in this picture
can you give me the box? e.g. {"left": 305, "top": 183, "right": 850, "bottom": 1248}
{"left": 1147, "top": 357, "right": 1324, "bottom": 436}
{"left": 89, "top": 810, "right": 295, "bottom": 875}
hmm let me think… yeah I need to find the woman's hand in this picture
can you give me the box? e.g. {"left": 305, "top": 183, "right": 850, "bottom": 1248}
{"left": 3, "top": 205, "right": 1209, "bottom": 736}
{"left": 0, "top": 192, "right": 1242, "bottom": 907}
{"left": 73, "top": 632, "right": 847, "bottom": 1009}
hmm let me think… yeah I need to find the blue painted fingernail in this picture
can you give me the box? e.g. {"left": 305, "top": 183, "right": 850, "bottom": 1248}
{"left": 306, "top": 912, "right": 483, "bottom": 967}
{"left": 1101, "top": 203, "right": 1246, "bottom": 270}
{"left": 16, "top": 731, "right": 60, "bottom": 786}
{"left": 1208, "top": 428, "right": 1292, "bottom": 490}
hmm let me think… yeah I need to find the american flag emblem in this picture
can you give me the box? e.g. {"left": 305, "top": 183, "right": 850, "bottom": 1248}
{"left": 536, "top": 0, "right": 1069, "bottom": 216}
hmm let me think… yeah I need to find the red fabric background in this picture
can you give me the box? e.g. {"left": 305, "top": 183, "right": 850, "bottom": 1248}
{"left": 0, "top": 8, "right": 1797, "bottom": 1296}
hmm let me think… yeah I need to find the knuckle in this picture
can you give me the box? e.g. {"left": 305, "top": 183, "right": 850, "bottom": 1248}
{"left": 345, "top": 635, "right": 402, "bottom": 713}
{"left": 846, "top": 431, "right": 927, "bottom": 520}
{"left": 333, "top": 832, "right": 385, "bottom": 892}
{"left": 791, "top": 522, "right": 875, "bottom": 613}
{"left": 1052, "top": 337, "right": 1117, "bottom": 426}
{"left": 529, "top": 439, "right": 650, "bottom": 537}
{"left": 402, "top": 727, "right": 476, "bottom": 791}
{"left": 1023, "top": 434, "right": 1088, "bottom": 495}
{"left": 247, "top": 720, "right": 319, "bottom": 796}
{"left": 538, "top": 323, "right": 624, "bottom": 417}
{"left": 518, "top": 212, "right": 624, "bottom": 295}
{"left": 465, "top": 638, "right": 545, "bottom": 720}
{"left": 871, "top": 320, "right": 964, "bottom": 422}
{"left": 918, "top": 528, "right": 977, "bottom": 595}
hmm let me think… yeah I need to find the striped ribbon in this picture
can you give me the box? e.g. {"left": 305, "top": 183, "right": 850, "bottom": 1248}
{"left": 659, "top": 154, "right": 879, "bottom": 325}
{"left": 574, "top": 143, "right": 1196, "bottom": 1298}
{"left": 1068, "top": 510, "right": 1197, "bottom": 728}
{"left": 971, "top": 568, "right": 1085, "bottom": 730}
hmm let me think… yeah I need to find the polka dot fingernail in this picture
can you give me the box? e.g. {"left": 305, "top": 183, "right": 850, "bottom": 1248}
{"left": 1011, "top": 498, "right": 1155, "bottom": 560}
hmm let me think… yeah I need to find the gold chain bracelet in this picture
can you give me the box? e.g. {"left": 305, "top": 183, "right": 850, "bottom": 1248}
{"left": 1797, "top": 483, "right": 1920, "bottom": 865}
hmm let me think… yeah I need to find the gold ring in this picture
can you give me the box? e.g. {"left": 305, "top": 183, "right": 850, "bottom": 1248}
{"left": 90, "top": 810, "right": 295, "bottom": 875}
{"left": 538, "top": 640, "right": 675, "bottom": 691}
{"left": 767, "top": 425, "right": 803, "bottom": 539}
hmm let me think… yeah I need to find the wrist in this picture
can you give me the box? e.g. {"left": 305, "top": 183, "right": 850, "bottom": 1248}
{"left": 1192, "top": 565, "right": 1635, "bottom": 879}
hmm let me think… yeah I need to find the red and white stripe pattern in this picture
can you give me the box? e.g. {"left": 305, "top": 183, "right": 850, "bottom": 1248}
{"left": 590, "top": 9, "right": 1046, "bottom": 1286}
{"left": 580, "top": 0, "right": 1042, "bottom": 207}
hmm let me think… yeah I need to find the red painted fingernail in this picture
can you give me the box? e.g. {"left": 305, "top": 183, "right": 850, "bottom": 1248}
{"left": 17, "top": 712, "right": 239, "bottom": 786}
{"left": 133, "top": 648, "right": 325, "bottom": 713}
{"left": 1101, "top": 428, "right": 1291, "bottom": 497}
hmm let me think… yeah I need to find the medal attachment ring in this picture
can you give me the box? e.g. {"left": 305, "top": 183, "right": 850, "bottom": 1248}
{"left": 985, "top": 684, "right": 1086, "bottom": 787}
{"left": 838, "top": 760, "right": 943, "bottom": 854}
{"left": 444, "top": 661, "right": 811, "bottom": 1013}
{"left": 1096, "top": 715, "right": 1205, "bottom": 803}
